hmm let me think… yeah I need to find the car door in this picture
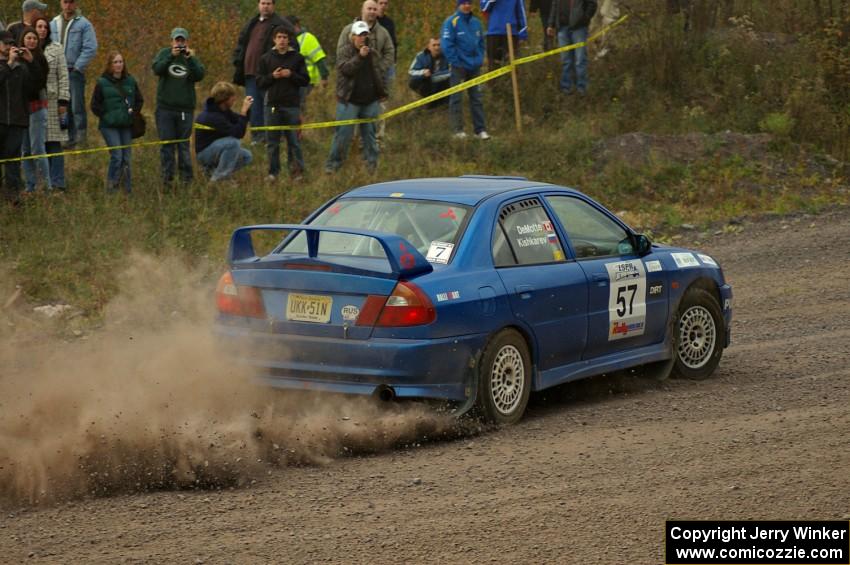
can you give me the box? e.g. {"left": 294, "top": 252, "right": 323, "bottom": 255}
{"left": 493, "top": 196, "right": 589, "bottom": 372}
{"left": 543, "top": 195, "right": 669, "bottom": 360}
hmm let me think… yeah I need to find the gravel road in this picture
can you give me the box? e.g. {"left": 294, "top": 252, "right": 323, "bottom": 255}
{"left": 2, "top": 208, "right": 849, "bottom": 564}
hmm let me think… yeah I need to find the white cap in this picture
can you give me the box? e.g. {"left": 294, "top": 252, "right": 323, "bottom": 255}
{"left": 351, "top": 21, "right": 370, "bottom": 36}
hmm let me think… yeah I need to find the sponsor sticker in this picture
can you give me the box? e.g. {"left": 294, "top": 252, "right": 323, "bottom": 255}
{"left": 436, "top": 291, "right": 461, "bottom": 303}
{"left": 516, "top": 223, "right": 544, "bottom": 235}
{"left": 645, "top": 260, "right": 662, "bottom": 273}
{"left": 671, "top": 252, "right": 700, "bottom": 268}
{"left": 553, "top": 249, "right": 565, "bottom": 261}
{"left": 426, "top": 241, "right": 455, "bottom": 264}
{"left": 390, "top": 192, "right": 404, "bottom": 198}
{"left": 724, "top": 298, "right": 733, "bottom": 311}
{"left": 542, "top": 221, "right": 554, "bottom": 232}
{"left": 341, "top": 305, "right": 360, "bottom": 321}
{"left": 611, "top": 320, "right": 646, "bottom": 337}
{"left": 517, "top": 236, "right": 548, "bottom": 248}
{"left": 605, "top": 260, "right": 648, "bottom": 341}
{"left": 698, "top": 253, "right": 718, "bottom": 267}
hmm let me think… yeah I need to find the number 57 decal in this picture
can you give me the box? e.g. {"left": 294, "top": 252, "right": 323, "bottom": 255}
{"left": 605, "top": 260, "right": 647, "bottom": 341}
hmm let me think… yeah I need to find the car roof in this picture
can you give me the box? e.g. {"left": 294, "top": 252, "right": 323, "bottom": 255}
{"left": 342, "top": 176, "right": 577, "bottom": 206}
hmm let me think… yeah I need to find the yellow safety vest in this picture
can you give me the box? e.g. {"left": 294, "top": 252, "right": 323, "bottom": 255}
{"left": 298, "top": 31, "right": 326, "bottom": 86}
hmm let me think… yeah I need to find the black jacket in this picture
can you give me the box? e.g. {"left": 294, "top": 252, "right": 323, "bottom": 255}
{"left": 232, "top": 13, "right": 291, "bottom": 86}
{"left": 256, "top": 48, "right": 310, "bottom": 108}
{"left": 0, "top": 60, "right": 30, "bottom": 127}
{"left": 25, "top": 51, "right": 49, "bottom": 102}
{"left": 335, "top": 40, "right": 387, "bottom": 104}
{"left": 194, "top": 97, "right": 250, "bottom": 154}
{"left": 549, "top": 0, "right": 598, "bottom": 30}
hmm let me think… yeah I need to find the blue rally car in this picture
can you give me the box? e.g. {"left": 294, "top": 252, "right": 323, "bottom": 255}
{"left": 215, "top": 176, "right": 733, "bottom": 423}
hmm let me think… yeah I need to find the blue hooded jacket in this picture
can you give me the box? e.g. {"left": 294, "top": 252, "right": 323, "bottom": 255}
{"left": 480, "top": 0, "right": 528, "bottom": 38}
{"left": 441, "top": 9, "right": 486, "bottom": 71}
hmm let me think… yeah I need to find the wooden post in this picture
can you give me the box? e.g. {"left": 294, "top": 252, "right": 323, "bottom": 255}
{"left": 506, "top": 22, "right": 522, "bottom": 134}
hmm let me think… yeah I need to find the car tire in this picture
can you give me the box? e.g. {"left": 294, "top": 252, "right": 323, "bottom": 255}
{"left": 671, "top": 287, "right": 725, "bottom": 380}
{"left": 474, "top": 329, "right": 532, "bottom": 425}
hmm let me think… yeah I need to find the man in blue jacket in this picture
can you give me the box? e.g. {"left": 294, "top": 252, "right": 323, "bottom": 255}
{"left": 441, "top": 0, "right": 490, "bottom": 140}
{"left": 408, "top": 37, "right": 450, "bottom": 107}
{"left": 50, "top": 0, "right": 98, "bottom": 147}
{"left": 480, "top": 0, "right": 528, "bottom": 70}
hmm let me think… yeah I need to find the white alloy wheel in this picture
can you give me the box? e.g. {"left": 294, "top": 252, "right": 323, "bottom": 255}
{"left": 490, "top": 344, "right": 526, "bottom": 416}
{"left": 677, "top": 305, "right": 717, "bottom": 370}
{"left": 475, "top": 329, "right": 532, "bottom": 424}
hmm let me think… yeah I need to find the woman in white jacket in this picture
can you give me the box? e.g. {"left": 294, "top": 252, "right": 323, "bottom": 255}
{"left": 36, "top": 17, "right": 70, "bottom": 191}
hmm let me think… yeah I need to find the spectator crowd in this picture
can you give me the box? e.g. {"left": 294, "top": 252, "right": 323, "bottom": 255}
{"left": 1, "top": 0, "right": 618, "bottom": 204}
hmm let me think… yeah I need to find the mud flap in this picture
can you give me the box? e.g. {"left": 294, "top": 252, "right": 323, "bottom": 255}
{"left": 451, "top": 351, "right": 482, "bottom": 417}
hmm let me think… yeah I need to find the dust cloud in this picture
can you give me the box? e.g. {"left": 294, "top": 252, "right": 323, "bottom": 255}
{"left": 0, "top": 254, "right": 457, "bottom": 506}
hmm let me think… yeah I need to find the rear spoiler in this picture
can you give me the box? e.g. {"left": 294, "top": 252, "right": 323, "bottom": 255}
{"left": 227, "top": 224, "right": 434, "bottom": 279}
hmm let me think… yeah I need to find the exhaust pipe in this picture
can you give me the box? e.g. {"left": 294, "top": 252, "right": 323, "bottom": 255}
{"left": 374, "top": 385, "right": 396, "bottom": 402}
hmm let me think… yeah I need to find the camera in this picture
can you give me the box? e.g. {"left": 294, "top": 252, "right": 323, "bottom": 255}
{"left": 177, "top": 46, "right": 188, "bottom": 53}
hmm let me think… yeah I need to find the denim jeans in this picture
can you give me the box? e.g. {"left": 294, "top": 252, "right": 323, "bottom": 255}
{"left": 100, "top": 127, "right": 133, "bottom": 193}
{"left": 557, "top": 26, "right": 589, "bottom": 93}
{"left": 409, "top": 79, "right": 450, "bottom": 107}
{"left": 449, "top": 67, "right": 486, "bottom": 134}
{"left": 45, "top": 141, "right": 66, "bottom": 190}
{"left": 325, "top": 100, "right": 380, "bottom": 173}
{"left": 244, "top": 75, "right": 266, "bottom": 142}
{"left": 196, "top": 137, "right": 252, "bottom": 181}
{"left": 0, "top": 125, "right": 25, "bottom": 202}
{"left": 22, "top": 108, "right": 51, "bottom": 191}
{"left": 68, "top": 69, "right": 87, "bottom": 144}
{"left": 155, "top": 108, "right": 194, "bottom": 184}
{"left": 265, "top": 106, "right": 303, "bottom": 177}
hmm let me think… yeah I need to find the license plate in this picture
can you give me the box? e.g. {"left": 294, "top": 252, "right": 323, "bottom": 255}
{"left": 286, "top": 293, "right": 332, "bottom": 323}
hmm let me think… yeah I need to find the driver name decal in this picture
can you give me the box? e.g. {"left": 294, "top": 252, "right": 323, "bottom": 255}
{"left": 606, "top": 260, "right": 648, "bottom": 341}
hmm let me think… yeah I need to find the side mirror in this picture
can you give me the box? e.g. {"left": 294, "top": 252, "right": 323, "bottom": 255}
{"left": 635, "top": 234, "right": 652, "bottom": 256}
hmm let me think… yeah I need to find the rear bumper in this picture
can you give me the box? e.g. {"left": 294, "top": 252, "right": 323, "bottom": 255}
{"left": 214, "top": 325, "right": 490, "bottom": 402}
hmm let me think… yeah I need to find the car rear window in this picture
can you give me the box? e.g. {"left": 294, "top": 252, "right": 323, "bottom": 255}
{"left": 281, "top": 199, "right": 470, "bottom": 262}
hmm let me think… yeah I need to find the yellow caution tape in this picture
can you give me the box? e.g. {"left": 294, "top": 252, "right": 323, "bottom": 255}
{"left": 0, "top": 137, "right": 190, "bottom": 164}
{"left": 0, "top": 16, "right": 628, "bottom": 163}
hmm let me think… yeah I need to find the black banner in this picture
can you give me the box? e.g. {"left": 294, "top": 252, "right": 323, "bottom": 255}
{"left": 666, "top": 521, "right": 850, "bottom": 564}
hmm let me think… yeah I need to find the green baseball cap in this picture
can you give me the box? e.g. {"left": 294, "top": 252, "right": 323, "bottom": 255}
{"left": 171, "top": 27, "right": 189, "bottom": 40}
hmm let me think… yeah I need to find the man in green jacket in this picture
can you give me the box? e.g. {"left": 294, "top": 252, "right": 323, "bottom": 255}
{"left": 152, "top": 27, "right": 205, "bottom": 186}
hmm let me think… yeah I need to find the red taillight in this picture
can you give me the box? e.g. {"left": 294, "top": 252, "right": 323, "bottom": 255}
{"left": 355, "top": 281, "right": 436, "bottom": 328}
{"left": 215, "top": 272, "right": 266, "bottom": 319}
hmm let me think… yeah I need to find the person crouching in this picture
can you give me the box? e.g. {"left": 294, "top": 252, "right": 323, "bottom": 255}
{"left": 408, "top": 37, "right": 450, "bottom": 108}
{"left": 194, "top": 82, "right": 253, "bottom": 183}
